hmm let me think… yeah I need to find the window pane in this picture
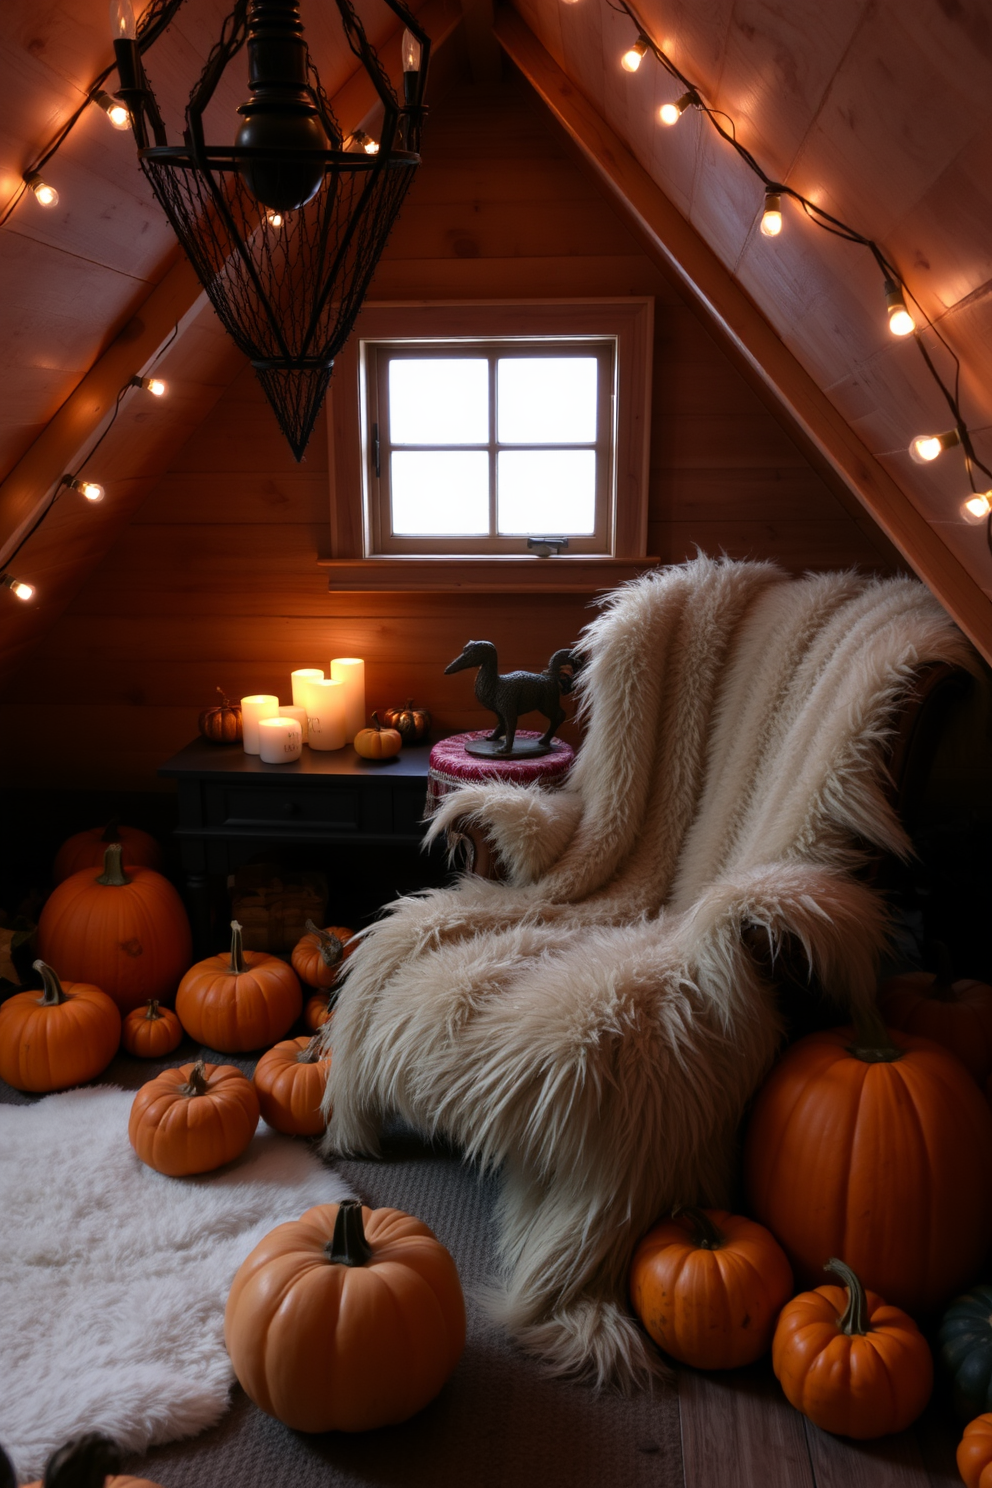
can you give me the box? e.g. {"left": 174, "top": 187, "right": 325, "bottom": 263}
{"left": 389, "top": 359, "right": 489, "bottom": 444}
{"left": 497, "top": 450, "right": 597, "bottom": 535}
{"left": 497, "top": 357, "right": 598, "bottom": 444}
{"left": 391, "top": 451, "right": 490, "bottom": 535}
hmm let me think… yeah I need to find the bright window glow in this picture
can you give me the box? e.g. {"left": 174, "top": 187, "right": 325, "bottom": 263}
{"left": 391, "top": 450, "right": 489, "bottom": 534}
{"left": 497, "top": 449, "right": 596, "bottom": 534}
{"left": 497, "top": 357, "right": 598, "bottom": 444}
{"left": 389, "top": 359, "right": 488, "bottom": 445}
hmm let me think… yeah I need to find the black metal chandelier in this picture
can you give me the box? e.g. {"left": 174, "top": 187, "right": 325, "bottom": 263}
{"left": 112, "top": 0, "right": 430, "bottom": 460}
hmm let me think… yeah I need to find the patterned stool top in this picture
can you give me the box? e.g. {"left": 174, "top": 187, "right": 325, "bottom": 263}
{"left": 426, "top": 730, "right": 575, "bottom": 815}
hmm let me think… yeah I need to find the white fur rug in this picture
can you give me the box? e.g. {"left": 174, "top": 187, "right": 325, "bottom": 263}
{"left": 0, "top": 1086, "right": 354, "bottom": 1482}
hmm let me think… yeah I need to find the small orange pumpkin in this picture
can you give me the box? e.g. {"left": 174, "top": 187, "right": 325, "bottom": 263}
{"left": 354, "top": 713, "right": 402, "bottom": 760}
{"left": 253, "top": 1034, "right": 330, "bottom": 1136}
{"left": 225, "top": 1199, "right": 466, "bottom": 1432}
{"left": 879, "top": 945, "right": 992, "bottom": 1083}
{"left": 198, "top": 687, "right": 243, "bottom": 745}
{"left": 959, "top": 1414, "right": 992, "bottom": 1488}
{"left": 21, "top": 1429, "right": 165, "bottom": 1487}
{"left": 304, "top": 991, "right": 335, "bottom": 1033}
{"left": 381, "top": 698, "right": 431, "bottom": 745}
{"left": 772, "top": 1257, "right": 933, "bottom": 1438}
{"left": 53, "top": 819, "right": 163, "bottom": 885}
{"left": 0, "top": 959, "right": 121, "bottom": 1093}
{"left": 175, "top": 919, "right": 302, "bottom": 1053}
{"left": 629, "top": 1207, "right": 793, "bottom": 1369}
{"left": 128, "top": 1059, "right": 259, "bottom": 1176}
{"left": 121, "top": 1000, "right": 183, "bottom": 1059}
{"left": 290, "top": 919, "right": 355, "bottom": 989}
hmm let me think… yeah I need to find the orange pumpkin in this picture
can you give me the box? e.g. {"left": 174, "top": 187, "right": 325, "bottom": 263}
{"left": 629, "top": 1207, "right": 793, "bottom": 1369}
{"left": 253, "top": 1034, "right": 330, "bottom": 1136}
{"left": 290, "top": 919, "right": 355, "bottom": 989}
{"left": 958, "top": 1414, "right": 992, "bottom": 1488}
{"left": 128, "top": 1059, "right": 259, "bottom": 1176}
{"left": 353, "top": 713, "right": 402, "bottom": 760}
{"left": 772, "top": 1258, "right": 933, "bottom": 1438}
{"left": 879, "top": 947, "right": 992, "bottom": 1083}
{"left": 21, "top": 1429, "right": 165, "bottom": 1487}
{"left": 304, "top": 991, "right": 335, "bottom": 1033}
{"left": 0, "top": 959, "right": 121, "bottom": 1093}
{"left": 121, "top": 1000, "right": 183, "bottom": 1059}
{"left": 175, "top": 919, "right": 302, "bottom": 1053}
{"left": 53, "top": 820, "right": 163, "bottom": 885}
{"left": 198, "top": 687, "right": 243, "bottom": 745}
{"left": 225, "top": 1199, "right": 465, "bottom": 1432}
{"left": 743, "top": 1017, "right": 992, "bottom": 1313}
{"left": 37, "top": 844, "right": 193, "bottom": 1015}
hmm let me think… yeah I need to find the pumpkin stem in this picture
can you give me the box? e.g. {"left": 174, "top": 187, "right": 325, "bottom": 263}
{"left": 847, "top": 1004, "right": 904, "bottom": 1064}
{"left": 305, "top": 919, "right": 344, "bottom": 969}
{"left": 227, "top": 919, "right": 247, "bottom": 974}
{"left": 297, "top": 1033, "right": 326, "bottom": 1065}
{"left": 95, "top": 842, "right": 131, "bottom": 887}
{"left": 371, "top": 712, "right": 383, "bottom": 731}
{"left": 676, "top": 1205, "right": 725, "bottom": 1250}
{"left": 216, "top": 686, "right": 233, "bottom": 707}
{"left": 326, "top": 1199, "right": 373, "bottom": 1266}
{"left": 143, "top": 999, "right": 161, "bottom": 1021}
{"left": 826, "top": 1257, "right": 870, "bottom": 1336}
{"left": 926, "top": 939, "right": 956, "bottom": 1001}
{"left": 101, "top": 816, "right": 120, "bottom": 844}
{"left": 32, "top": 959, "right": 69, "bottom": 1006}
{"left": 42, "top": 1433, "right": 122, "bottom": 1488}
{"left": 180, "top": 1060, "right": 210, "bottom": 1098}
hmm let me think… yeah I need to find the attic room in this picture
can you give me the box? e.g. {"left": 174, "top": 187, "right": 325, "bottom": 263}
{"left": 2, "top": 0, "right": 992, "bottom": 1484}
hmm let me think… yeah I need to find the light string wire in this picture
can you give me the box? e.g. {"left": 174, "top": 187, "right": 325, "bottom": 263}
{"left": 611, "top": 0, "right": 992, "bottom": 554}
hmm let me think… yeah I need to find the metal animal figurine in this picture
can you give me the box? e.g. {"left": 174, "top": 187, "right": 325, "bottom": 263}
{"left": 444, "top": 639, "right": 579, "bottom": 757}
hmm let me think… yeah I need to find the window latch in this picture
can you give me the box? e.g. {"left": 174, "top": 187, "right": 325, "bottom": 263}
{"left": 372, "top": 422, "right": 380, "bottom": 478}
{"left": 527, "top": 536, "right": 569, "bottom": 558}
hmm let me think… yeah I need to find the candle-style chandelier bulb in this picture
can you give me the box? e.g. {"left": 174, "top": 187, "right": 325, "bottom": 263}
{"left": 760, "top": 190, "right": 783, "bottom": 237}
{"left": 266, "top": 209, "right": 284, "bottom": 228}
{"left": 1, "top": 573, "right": 34, "bottom": 601}
{"left": 621, "top": 39, "right": 648, "bottom": 72}
{"left": 402, "top": 28, "right": 422, "bottom": 72}
{"left": 659, "top": 91, "right": 695, "bottom": 125}
{"left": 24, "top": 172, "right": 59, "bottom": 208}
{"left": 908, "top": 429, "right": 961, "bottom": 464}
{"left": 962, "top": 492, "right": 992, "bottom": 524}
{"left": 130, "top": 375, "right": 167, "bottom": 395}
{"left": 344, "top": 130, "right": 379, "bottom": 155}
{"left": 884, "top": 277, "right": 915, "bottom": 337}
{"left": 110, "top": 0, "right": 137, "bottom": 40}
{"left": 95, "top": 90, "right": 131, "bottom": 129}
{"left": 64, "top": 476, "right": 105, "bottom": 502}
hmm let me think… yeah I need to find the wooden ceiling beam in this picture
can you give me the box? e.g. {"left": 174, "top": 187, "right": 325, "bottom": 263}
{"left": 494, "top": 6, "right": 992, "bottom": 664}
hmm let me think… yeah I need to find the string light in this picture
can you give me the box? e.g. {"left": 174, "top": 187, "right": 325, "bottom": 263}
{"left": 24, "top": 171, "right": 59, "bottom": 208}
{"left": 962, "top": 493, "right": 991, "bottom": 524}
{"left": 760, "top": 189, "right": 783, "bottom": 238}
{"left": 659, "top": 91, "right": 696, "bottom": 126}
{"left": 130, "top": 375, "right": 167, "bottom": 395}
{"left": 94, "top": 91, "right": 131, "bottom": 130}
{"left": 621, "top": 38, "right": 648, "bottom": 71}
{"left": 1, "top": 574, "right": 35, "bottom": 602}
{"left": 909, "top": 429, "right": 961, "bottom": 464}
{"left": 265, "top": 209, "right": 284, "bottom": 228}
{"left": 63, "top": 476, "right": 105, "bottom": 502}
{"left": 884, "top": 277, "right": 916, "bottom": 337}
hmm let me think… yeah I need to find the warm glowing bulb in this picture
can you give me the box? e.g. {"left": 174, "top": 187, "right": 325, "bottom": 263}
{"left": 2, "top": 574, "right": 34, "bottom": 601}
{"left": 401, "top": 28, "right": 422, "bottom": 72}
{"left": 760, "top": 192, "right": 782, "bottom": 237}
{"left": 908, "top": 429, "right": 960, "bottom": 464}
{"left": 25, "top": 172, "right": 58, "bottom": 208}
{"left": 659, "top": 91, "right": 695, "bottom": 126}
{"left": 95, "top": 90, "right": 130, "bottom": 129}
{"left": 962, "top": 493, "right": 992, "bottom": 524}
{"left": 621, "top": 39, "right": 648, "bottom": 71}
{"left": 364, "top": 137, "right": 380, "bottom": 155}
{"left": 110, "top": 0, "right": 137, "bottom": 40}
{"left": 344, "top": 131, "right": 379, "bottom": 155}
{"left": 81, "top": 481, "right": 104, "bottom": 502}
{"left": 266, "top": 209, "right": 284, "bottom": 228}
{"left": 884, "top": 279, "right": 916, "bottom": 337}
{"left": 146, "top": 378, "right": 166, "bottom": 397}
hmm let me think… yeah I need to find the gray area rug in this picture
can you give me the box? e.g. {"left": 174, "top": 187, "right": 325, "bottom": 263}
{"left": 0, "top": 1041, "right": 683, "bottom": 1488}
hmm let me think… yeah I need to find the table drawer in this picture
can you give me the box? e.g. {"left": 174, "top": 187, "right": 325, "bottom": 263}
{"left": 220, "top": 786, "right": 360, "bottom": 830}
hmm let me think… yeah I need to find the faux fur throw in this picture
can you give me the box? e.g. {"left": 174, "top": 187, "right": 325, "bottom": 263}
{"left": 0, "top": 1086, "right": 354, "bottom": 1482}
{"left": 320, "top": 555, "right": 973, "bottom": 1389}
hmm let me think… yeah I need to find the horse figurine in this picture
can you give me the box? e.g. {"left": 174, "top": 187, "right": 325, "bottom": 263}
{"left": 444, "top": 639, "right": 579, "bottom": 757}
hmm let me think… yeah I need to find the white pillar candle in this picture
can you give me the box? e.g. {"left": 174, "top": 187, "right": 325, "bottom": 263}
{"left": 241, "top": 694, "right": 279, "bottom": 754}
{"left": 330, "top": 657, "right": 365, "bottom": 743}
{"left": 280, "top": 704, "right": 308, "bottom": 743}
{"left": 300, "top": 677, "right": 346, "bottom": 751}
{"left": 291, "top": 668, "right": 323, "bottom": 709}
{"left": 258, "top": 716, "right": 303, "bottom": 764}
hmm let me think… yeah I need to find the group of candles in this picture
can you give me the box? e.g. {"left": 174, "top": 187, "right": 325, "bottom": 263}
{"left": 241, "top": 659, "right": 365, "bottom": 765}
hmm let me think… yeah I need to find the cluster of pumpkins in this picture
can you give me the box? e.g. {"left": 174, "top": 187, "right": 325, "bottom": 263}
{"left": 628, "top": 957, "right": 992, "bottom": 1469}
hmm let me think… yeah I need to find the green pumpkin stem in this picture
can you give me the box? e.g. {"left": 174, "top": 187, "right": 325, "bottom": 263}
{"left": 33, "top": 959, "right": 69, "bottom": 1006}
{"left": 326, "top": 1199, "right": 373, "bottom": 1267}
{"left": 297, "top": 1033, "right": 325, "bottom": 1065}
{"left": 826, "top": 1257, "right": 870, "bottom": 1336}
{"left": 143, "top": 999, "right": 161, "bottom": 1021}
{"left": 95, "top": 842, "right": 131, "bottom": 887}
{"left": 227, "top": 919, "right": 246, "bottom": 974}
{"left": 181, "top": 1060, "right": 210, "bottom": 1098}
{"left": 677, "top": 1205, "right": 724, "bottom": 1250}
{"left": 306, "top": 919, "right": 343, "bottom": 969}
{"left": 847, "top": 1004, "right": 904, "bottom": 1064}
{"left": 101, "top": 816, "right": 121, "bottom": 844}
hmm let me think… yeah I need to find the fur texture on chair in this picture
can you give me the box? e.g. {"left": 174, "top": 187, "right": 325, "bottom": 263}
{"left": 320, "top": 556, "right": 974, "bottom": 1389}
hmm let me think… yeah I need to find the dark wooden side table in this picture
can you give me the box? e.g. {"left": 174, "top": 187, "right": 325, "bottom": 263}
{"left": 159, "top": 738, "right": 436, "bottom": 954}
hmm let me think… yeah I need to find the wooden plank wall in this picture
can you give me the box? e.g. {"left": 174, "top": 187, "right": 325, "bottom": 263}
{"left": 0, "top": 69, "right": 901, "bottom": 792}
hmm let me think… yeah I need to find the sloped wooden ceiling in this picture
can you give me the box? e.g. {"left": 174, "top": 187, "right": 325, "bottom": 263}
{"left": 497, "top": 0, "right": 992, "bottom": 655}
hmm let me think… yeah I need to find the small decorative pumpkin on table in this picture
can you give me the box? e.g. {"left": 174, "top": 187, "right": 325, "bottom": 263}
{"left": 0, "top": 959, "right": 120, "bottom": 1093}
{"left": 253, "top": 1034, "right": 330, "bottom": 1136}
{"left": 20, "top": 1430, "right": 165, "bottom": 1488}
{"left": 353, "top": 713, "right": 402, "bottom": 761}
{"left": 291, "top": 919, "right": 354, "bottom": 988}
{"left": 197, "top": 687, "right": 243, "bottom": 745}
{"left": 878, "top": 942, "right": 992, "bottom": 1083}
{"left": 129, "top": 1060, "right": 259, "bottom": 1176}
{"left": 959, "top": 1415, "right": 992, "bottom": 1488}
{"left": 53, "top": 819, "right": 163, "bottom": 885}
{"left": 772, "top": 1258, "right": 933, "bottom": 1438}
{"left": 939, "top": 1284, "right": 992, "bottom": 1421}
{"left": 225, "top": 1198, "right": 465, "bottom": 1432}
{"left": 175, "top": 919, "right": 302, "bottom": 1053}
{"left": 121, "top": 1000, "right": 183, "bottom": 1059}
{"left": 381, "top": 698, "right": 431, "bottom": 745}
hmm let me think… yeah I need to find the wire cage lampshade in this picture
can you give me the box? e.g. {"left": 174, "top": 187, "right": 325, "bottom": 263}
{"left": 113, "top": 0, "right": 431, "bottom": 460}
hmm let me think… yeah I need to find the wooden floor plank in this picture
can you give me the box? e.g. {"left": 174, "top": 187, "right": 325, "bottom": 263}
{"left": 805, "top": 1415, "right": 930, "bottom": 1487}
{"left": 678, "top": 1364, "right": 815, "bottom": 1488}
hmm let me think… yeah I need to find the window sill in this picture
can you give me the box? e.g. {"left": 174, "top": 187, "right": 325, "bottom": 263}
{"left": 317, "top": 556, "right": 660, "bottom": 593}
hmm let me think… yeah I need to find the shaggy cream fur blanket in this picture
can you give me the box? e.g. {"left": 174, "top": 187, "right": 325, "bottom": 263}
{"left": 320, "top": 556, "right": 972, "bottom": 1389}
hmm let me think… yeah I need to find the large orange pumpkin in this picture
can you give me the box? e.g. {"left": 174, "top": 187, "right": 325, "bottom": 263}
{"left": 175, "top": 920, "right": 302, "bottom": 1053}
{"left": 0, "top": 960, "right": 121, "bottom": 1093}
{"left": 121, "top": 1000, "right": 183, "bottom": 1059}
{"left": 253, "top": 1034, "right": 330, "bottom": 1136}
{"left": 772, "top": 1258, "right": 933, "bottom": 1438}
{"left": 53, "top": 820, "right": 163, "bottom": 885}
{"left": 37, "top": 844, "right": 192, "bottom": 1015}
{"left": 225, "top": 1199, "right": 465, "bottom": 1432}
{"left": 129, "top": 1060, "right": 259, "bottom": 1176}
{"left": 959, "top": 1414, "right": 992, "bottom": 1488}
{"left": 21, "top": 1430, "right": 165, "bottom": 1487}
{"left": 629, "top": 1207, "right": 793, "bottom": 1369}
{"left": 744, "top": 1017, "right": 992, "bottom": 1313}
{"left": 879, "top": 949, "right": 992, "bottom": 1083}
{"left": 290, "top": 920, "right": 355, "bottom": 989}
